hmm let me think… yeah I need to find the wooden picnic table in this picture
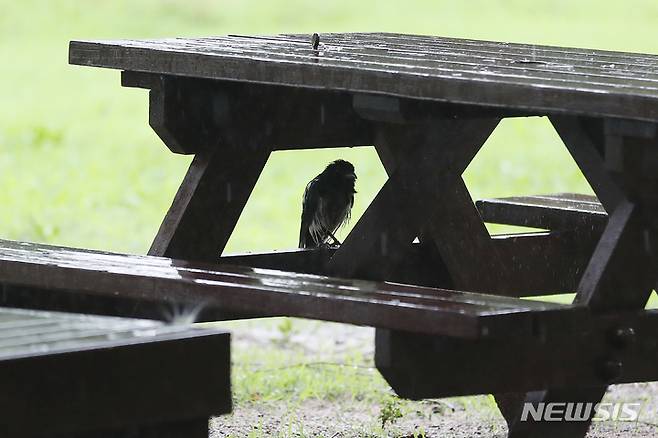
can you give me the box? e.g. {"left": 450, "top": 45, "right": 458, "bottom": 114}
{"left": 19, "top": 32, "right": 658, "bottom": 437}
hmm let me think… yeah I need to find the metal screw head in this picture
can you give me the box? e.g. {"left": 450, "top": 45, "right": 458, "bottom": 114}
{"left": 609, "top": 327, "right": 636, "bottom": 349}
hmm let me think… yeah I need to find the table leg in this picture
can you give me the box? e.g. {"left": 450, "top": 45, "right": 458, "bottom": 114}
{"left": 550, "top": 115, "right": 624, "bottom": 210}
{"left": 502, "top": 118, "right": 658, "bottom": 438}
{"left": 371, "top": 119, "right": 527, "bottom": 429}
{"left": 149, "top": 146, "right": 270, "bottom": 262}
{"left": 372, "top": 124, "right": 509, "bottom": 292}
{"left": 504, "top": 201, "right": 655, "bottom": 437}
{"left": 368, "top": 126, "right": 448, "bottom": 288}
{"left": 496, "top": 114, "right": 627, "bottom": 431}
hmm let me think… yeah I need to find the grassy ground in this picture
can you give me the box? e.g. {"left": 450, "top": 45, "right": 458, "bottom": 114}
{"left": 209, "top": 318, "right": 504, "bottom": 437}
{"left": 6, "top": 0, "right": 658, "bottom": 253}
{"left": 3, "top": 1, "right": 658, "bottom": 435}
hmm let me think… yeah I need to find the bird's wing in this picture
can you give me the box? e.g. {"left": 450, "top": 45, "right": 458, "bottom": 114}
{"left": 345, "top": 193, "right": 355, "bottom": 223}
{"left": 299, "top": 178, "right": 320, "bottom": 248}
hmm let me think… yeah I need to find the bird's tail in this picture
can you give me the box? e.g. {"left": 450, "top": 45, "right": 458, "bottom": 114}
{"left": 299, "top": 225, "right": 313, "bottom": 248}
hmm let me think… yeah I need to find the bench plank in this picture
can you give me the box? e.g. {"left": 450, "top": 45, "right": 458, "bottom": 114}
{"left": 377, "top": 309, "right": 658, "bottom": 398}
{"left": 70, "top": 33, "right": 658, "bottom": 122}
{"left": 220, "top": 229, "right": 600, "bottom": 296}
{"left": 476, "top": 193, "right": 608, "bottom": 230}
{"left": 0, "top": 306, "right": 229, "bottom": 437}
{"left": 0, "top": 239, "right": 573, "bottom": 339}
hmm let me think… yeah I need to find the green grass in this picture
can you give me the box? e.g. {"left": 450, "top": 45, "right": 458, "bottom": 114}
{"left": 233, "top": 346, "right": 382, "bottom": 403}
{"left": 212, "top": 317, "right": 499, "bottom": 436}
{"left": 4, "top": 1, "right": 658, "bottom": 433}
{"left": 4, "top": 0, "right": 658, "bottom": 253}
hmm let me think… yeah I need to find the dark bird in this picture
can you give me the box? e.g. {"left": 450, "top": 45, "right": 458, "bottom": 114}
{"left": 299, "top": 160, "right": 357, "bottom": 248}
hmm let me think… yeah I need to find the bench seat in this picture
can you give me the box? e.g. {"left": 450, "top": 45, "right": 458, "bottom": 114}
{"left": 0, "top": 306, "right": 229, "bottom": 437}
{"left": 476, "top": 193, "right": 607, "bottom": 231}
{"left": 0, "top": 239, "right": 574, "bottom": 340}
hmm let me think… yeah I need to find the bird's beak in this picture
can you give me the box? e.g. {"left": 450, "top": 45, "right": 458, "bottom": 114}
{"left": 346, "top": 173, "right": 357, "bottom": 180}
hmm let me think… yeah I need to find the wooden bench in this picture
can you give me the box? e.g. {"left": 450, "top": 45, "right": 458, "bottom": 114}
{"left": 0, "top": 305, "right": 229, "bottom": 437}
{"left": 0, "top": 239, "right": 568, "bottom": 340}
{"left": 1, "top": 238, "right": 656, "bottom": 403}
{"left": 476, "top": 193, "right": 607, "bottom": 232}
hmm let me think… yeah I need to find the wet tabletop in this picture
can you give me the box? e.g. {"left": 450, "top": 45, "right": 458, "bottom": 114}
{"left": 70, "top": 32, "right": 658, "bottom": 122}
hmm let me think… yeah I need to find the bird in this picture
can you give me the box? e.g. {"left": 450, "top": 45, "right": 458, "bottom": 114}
{"left": 299, "top": 160, "right": 357, "bottom": 248}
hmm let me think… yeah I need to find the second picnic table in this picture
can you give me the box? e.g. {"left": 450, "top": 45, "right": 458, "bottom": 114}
{"left": 64, "top": 33, "right": 658, "bottom": 437}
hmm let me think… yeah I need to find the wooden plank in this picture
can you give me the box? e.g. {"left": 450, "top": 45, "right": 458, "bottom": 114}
{"left": 424, "top": 178, "right": 510, "bottom": 293}
{"left": 220, "top": 248, "right": 334, "bottom": 275}
{"left": 0, "top": 283, "right": 263, "bottom": 323}
{"left": 353, "top": 93, "right": 537, "bottom": 122}
{"left": 476, "top": 193, "right": 608, "bottom": 231}
{"left": 221, "top": 246, "right": 450, "bottom": 289}
{"left": 0, "top": 230, "right": 596, "bottom": 325}
{"left": 147, "top": 75, "right": 216, "bottom": 154}
{"left": 0, "top": 239, "right": 572, "bottom": 340}
{"left": 493, "top": 231, "right": 600, "bottom": 295}
{"left": 149, "top": 147, "right": 269, "bottom": 262}
{"left": 73, "top": 36, "right": 658, "bottom": 93}
{"left": 577, "top": 201, "right": 656, "bottom": 311}
{"left": 550, "top": 116, "right": 625, "bottom": 210}
{"left": 135, "top": 73, "right": 374, "bottom": 155}
{"left": 375, "top": 309, "right": 658, "bottom": 398}
{"left": 0, "top": 307, "right": 229, "bottom": 437}
{"left": 222, "top": 229, "right": 599, "bottom": 296}
{"left": 70, "top": 34, "right": 658, "bottom": 122}
{"left": 373, "top": 129, "right": 452, "bottom": 290}
{"left": 281, "top": 33, "right": 658, "bottom": 72}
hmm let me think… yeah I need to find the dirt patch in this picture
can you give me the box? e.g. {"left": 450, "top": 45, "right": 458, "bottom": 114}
{"left": 211, "top": 398, "right": 506, "bottom": 437}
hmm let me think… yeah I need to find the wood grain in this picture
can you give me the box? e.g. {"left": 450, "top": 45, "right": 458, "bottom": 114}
{"left": 70, "top": 33, "right": 658, "bottom": 122}
{"left": 0, "top": 239, "right": 573, "bottom": 340}
{"left": 0, "top": 307, "right": 229, "bottom": 437}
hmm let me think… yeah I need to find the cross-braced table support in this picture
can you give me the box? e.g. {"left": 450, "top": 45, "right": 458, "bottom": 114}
{"left": 121, "top": 72, "right": 658, "bottom": 437}
{"left": 497, "top": 118, "right": 658, "bottom": 437}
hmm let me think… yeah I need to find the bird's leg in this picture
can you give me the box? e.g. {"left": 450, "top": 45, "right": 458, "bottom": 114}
{"left": 326, "top": 230, "right": 342, "bottom": 246}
